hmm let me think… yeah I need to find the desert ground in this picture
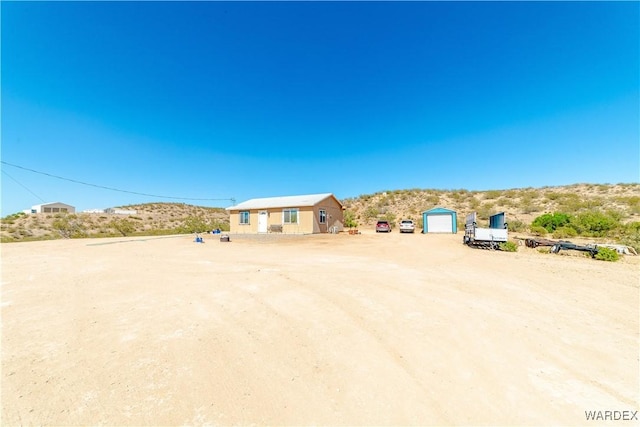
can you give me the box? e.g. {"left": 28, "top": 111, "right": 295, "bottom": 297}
{"left": 1, "top": 231, "right": 638, "bottom": 426}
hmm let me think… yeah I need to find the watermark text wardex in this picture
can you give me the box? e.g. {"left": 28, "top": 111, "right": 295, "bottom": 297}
{"left": 585, "top": 410, "right": 638, "bottom": 421}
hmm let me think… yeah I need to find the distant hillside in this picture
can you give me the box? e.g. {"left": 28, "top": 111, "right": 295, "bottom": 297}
{"left": 342, "top": 183, "right": 640, "bottom": 229}
{"left": 1, "top": 203, "right": 229, "bottom": 242}
{"left": 2, "top": 183, "right": 639, "bottom": 245}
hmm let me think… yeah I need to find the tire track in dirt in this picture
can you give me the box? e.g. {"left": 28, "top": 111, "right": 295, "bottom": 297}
{"left": 274, "top": 266, "right": 453, "bottom": 425}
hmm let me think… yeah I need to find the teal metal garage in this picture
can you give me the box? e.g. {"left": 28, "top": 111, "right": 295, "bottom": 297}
{"left": 422, "top": 207, "right": 458, "bottom": 234}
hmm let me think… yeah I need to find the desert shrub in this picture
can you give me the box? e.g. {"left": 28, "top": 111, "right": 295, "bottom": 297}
{"left": 484, "top": 190, "right": 501, "bottom": 200}
{"left": 1, "top": 212, "right": 26, "bottom": 223}
{"left": 571, "top": 211, "right": 621, "bottom": 237}
{"left": 530, "top": 225, "right": 548, "bottom": 236}
{"left": 552, "top": 226, "right": 578, "bottom": 239}
{"left": 424, "top": 194, "right": 440, "bottom": 206}
{"left": 499, "top": 241, "right": 518, "bottom": 252}
{"left": 52, "top": 214, "right": 87, "bottom": 238}
{"left": 537, "top": 247, "right": 551, "bottom": 254}
{"left": 109, "top": 218, "right": 135, "bottom": 236}
{"left": 383, "top": 212, "right": 397, "bottom": 228}
{"left": 532, "top": 212, "right": 572, "bottom": 232}
{"left": 556, "top": 193, "right": 583, "bottom": 211}
{"left": 468, "top": 197, "right": 481, "bottom": 210}
{"left": 616, "top": 196, "right": 640, "bottom": 214}
{"left": 180, "top": 216, "right": 210, "bottom": 233}
{"left": 595, "top": 247, "right": 620, "bottom": 262}
{"left": 477, "top": 203, "right": 495, "bottom": 220}
{"left": 616, "top": 221, "right": 640, "bottom": 253}
{"left": 520, "top": 203, "right": 537, "bottom": 214}
{"left": 363, "top": 206, "right": 380, "bottom": 221}
{"left": 507, "top": 219, "right": 526, "bottom": 232}
{"left": 344, "top": 210, "right": 358, "bottom": 228}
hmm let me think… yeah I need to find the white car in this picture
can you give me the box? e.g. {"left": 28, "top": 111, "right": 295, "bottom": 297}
{"left": 399, "top": 220, "right": 415, "bottom": 233}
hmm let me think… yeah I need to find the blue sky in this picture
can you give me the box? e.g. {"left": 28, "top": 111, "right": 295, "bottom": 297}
{"left": 2, "top": 1, "right": 638, "bottom": 215}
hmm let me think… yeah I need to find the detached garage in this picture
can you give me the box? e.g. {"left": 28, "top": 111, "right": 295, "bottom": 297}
{"left": 422, "top": 207, "right": 457, "bottom": 234}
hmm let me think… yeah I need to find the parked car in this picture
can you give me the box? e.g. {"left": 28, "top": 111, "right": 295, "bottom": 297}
{"left": 399, "top": 219, "right": 415, "bottom": 233}
{"left": 375, "top": 220, "right": 392, "bottom": 233}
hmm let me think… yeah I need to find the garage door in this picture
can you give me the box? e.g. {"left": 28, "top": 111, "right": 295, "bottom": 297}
{"left": 426, "top": 214, "right": 453, "bottom": 233}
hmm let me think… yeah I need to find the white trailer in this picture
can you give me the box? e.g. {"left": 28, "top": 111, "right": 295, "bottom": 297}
{"left": 463, "top": 212, "right": 508, "bottom": 249}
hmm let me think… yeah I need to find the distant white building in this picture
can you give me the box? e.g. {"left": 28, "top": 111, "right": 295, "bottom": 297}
{"left": 80, "top": 207, "right": 138, "bottom": 215}
{"left": 24, "top": 202, "right": 76, "bottom": 214}
{"left": 105, "top": 208, "right": 137, "bottom": 215}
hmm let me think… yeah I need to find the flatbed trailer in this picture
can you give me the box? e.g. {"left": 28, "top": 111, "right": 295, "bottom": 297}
{"left": 463, "top": 212, "right": 508, "bottom": 250}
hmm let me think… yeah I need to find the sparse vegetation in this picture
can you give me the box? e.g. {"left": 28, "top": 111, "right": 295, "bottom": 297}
{"left": 3, "top": 184, "right": 639, "bottom": 248}
{"left": 595, "top": 247, "right": 620, "bottom": 262}
{"left": 1, "top": 203, "right": 229, "bottom": 242}
{"left": 344, "top": 210, "right": 358, "bottom": 229}
{"left": 499, "top": 241, "right": 518, "bottom": 252}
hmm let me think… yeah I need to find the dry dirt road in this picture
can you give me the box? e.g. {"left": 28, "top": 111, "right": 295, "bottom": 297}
{"left": 2, "top": 232, "right": 638, "bottom": 426}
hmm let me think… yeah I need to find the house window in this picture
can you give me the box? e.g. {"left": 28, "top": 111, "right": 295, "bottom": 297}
{"left": 283, "top": 208, "right": 299, "bottom": 224}
{"left": 239, "top": 211, "right": 250, "bottom": 224}
{"left": 319, "top": 209, "right": 327, "bottom": 224}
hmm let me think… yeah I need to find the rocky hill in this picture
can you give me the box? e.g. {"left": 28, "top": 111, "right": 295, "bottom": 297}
{"left": 343, "top": 183, "right": 640, "bottom": 229}
{"left": 1, "top": 203, "right": 228, "bottom": 242}
{"left": 2, "top": 183, "right": 638, "bottom": 244}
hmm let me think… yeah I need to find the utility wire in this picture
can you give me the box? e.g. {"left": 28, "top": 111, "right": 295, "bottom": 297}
{"left": 1, "top": 169, "right": 46, "bottom": 202}
{"left": 1, "top": 160, "right": 235, "bottom": 203}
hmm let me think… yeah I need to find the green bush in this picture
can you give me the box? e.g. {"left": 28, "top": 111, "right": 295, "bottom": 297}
{"left": 181, "top": 216, "right": 210, "bottom": 233}
{"left": 507, "top": 219, "right": 526, "bottom": 232}
{"left": 595, "top": 247, "right": 620, "bottom": 262}
{"left": 52, "top": 214, "right": 87, "bottom": 238}
{"left": 499, "top": 241, "right": 518, "bottom": 252}
{"left": 530, "top": 225, "right": 548, "bottom": 236}
{"left": 344, "top": 210, "right": 358, "bottom": 228}
{"left": 109, "top": 218, "right": 135, "bottom": 236}
{"left": 363, "top": 206, "right": 380, "bottom": 220}
{"left": 484, "top": 190, "right": 501, "bottom": 199}
{"left": 532, "top": 212, "right": 572, "bottom": 232}
{"left": 571, "top": 211, "right": 621, "bottom": 237}
{"left": 615, "top": 221, "right": 640, "bottom": 253}
{"left": 552, "top": 226, "right": 578, "bottom": 239}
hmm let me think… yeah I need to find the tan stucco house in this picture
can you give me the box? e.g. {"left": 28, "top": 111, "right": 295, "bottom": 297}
{"left": 226, "top": 193, "right": 344, "bottom": 234}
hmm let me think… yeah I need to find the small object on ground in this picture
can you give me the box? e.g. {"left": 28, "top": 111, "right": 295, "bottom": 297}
{"left": 220, "top": 234, "right": 230, "bottom": 242}
{"left": 550, "top": 241, "right": 598, "bottom": 258}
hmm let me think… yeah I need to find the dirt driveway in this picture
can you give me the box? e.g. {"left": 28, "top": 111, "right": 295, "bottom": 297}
{"left": 2, "top": 232, "right": 638, "bottom": 426}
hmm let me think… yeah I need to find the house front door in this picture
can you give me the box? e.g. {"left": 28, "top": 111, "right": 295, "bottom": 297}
{"left": 258, "top": 211, "right": 268, "bottom": 233}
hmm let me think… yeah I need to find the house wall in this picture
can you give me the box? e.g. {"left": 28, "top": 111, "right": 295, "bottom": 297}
{"left": 311, "top": 199, "right": 344, "bottom": 233}
{"left": 228, "top": 196, "right": 344, "bottom": 234}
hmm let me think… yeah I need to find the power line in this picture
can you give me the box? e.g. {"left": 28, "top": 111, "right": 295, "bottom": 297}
{"left": 1, "top": 169, "right": 46, "bottom": 202}
{"left": 1, "top": 160, "right": 235, "bottom": 203}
